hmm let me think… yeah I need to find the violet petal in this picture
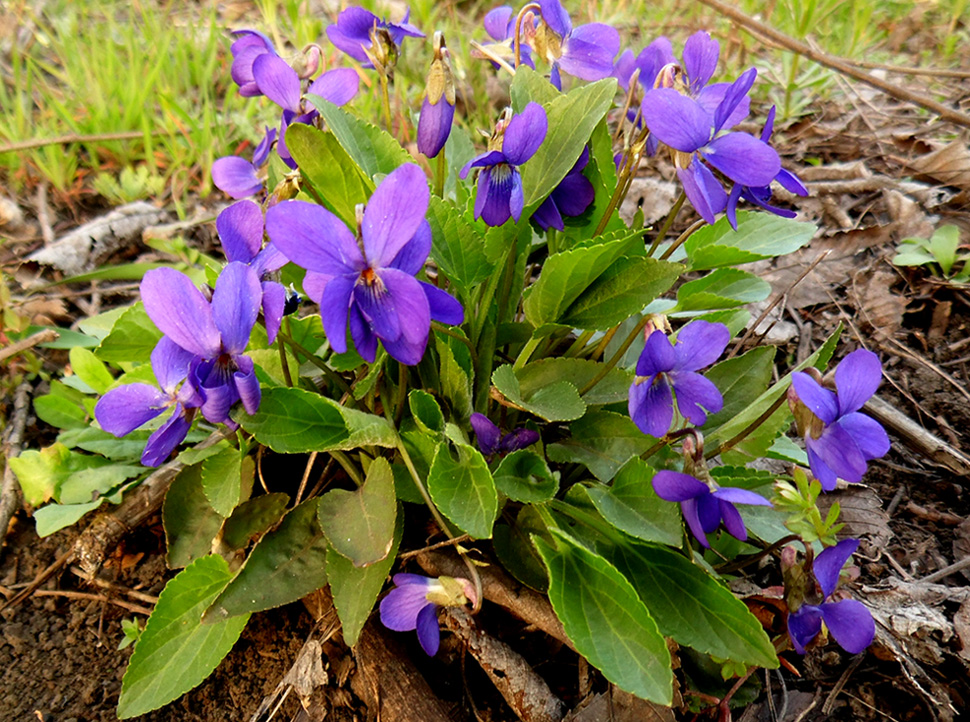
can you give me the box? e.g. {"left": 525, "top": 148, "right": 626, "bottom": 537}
{"left": 252, "top": 53, "right": 302, "bottom": 113}
{"left": 787, "top": 605, "right": 823, "bottom": 654}
{"left": 636, "top": 330, "right": 677, "bottom": 376}
{"left": 471, "top": 413, "right": 501, "bottom": 456}
{"left": 652, "top": 470, "right": 708, "bottom": 502}
{"left": 820, "top": 600, "right": 874, "bottom": 654}
{"left": 703, "top": 133, "right": 780, "bottom": 187}
{"left": 95, "top": 384, "right": 168, "bottom": 436}
{"left": 791, "top": 372, "right": 839, "bottom": 425}
{"left": 217, "top": 200, "right": 263, "bottom": 264}
{"left": 151, "top": 336, "right": 195, "bottom": 396}
{"left": 265, "top": 200, "right": 363, "bottom": 275}
{"left": 812, "top": 424, "right": 868, "bottom": 483}
{"left": 682, "top": 31, "right": 719, "bottom": 92}
{"left": 141, "top": 406, "right": 192, "bottom": 467}
{"left": 421, "top": 282, "right": 464, "bottom": 325}
{"left": 629, "top": 376, "right": 673, "bottom": 437}
{"left": 538, "top": 0, "right": 571, "bottom": 38}
{"left": 718, "top": 499, "right": 747, "bottom": 540}
{"left": 362, "top": 164, "right": 430, "bottom": 266}
{"left": 318, "top": 274, "right": 357, "bottom": 355}
{"left": 142, "top": 268, "right": 220, "bottom": 358}
{"left": 677, "top": 162, "right": 726, "bottom": 225}
{"left": 306, "top": 67, "right": 360, "bottom": 107}
{"left": 502, "top": 102, "right": 547, "bottom": 166}
{"left": 837, "top": 413, "right": 890, "bottom": 460}
{"left": 834, "top": 349, "right": 882, "bottom": 415}
{"left": 211, "top": 262, "right": 262, "bottom": 355}
{"left": 672, "top": 370, "right": 723, "bottom": 426}
{"left": 813, "top": 538, "right": 859, "bottom": 599}
{"left": 415, "top": 603, "right": 441, "bottom": 655}
{"left": 211, "top": 156, "right": 261, "bottom": 199}
{"left": 674, "top": 320, "right": 730, "bottom": 371}
{"left": 680, "top": 497, "right": 709, "bottom": 547}
{"left": 261, "top": 280, "right": 287, "bottom": 345}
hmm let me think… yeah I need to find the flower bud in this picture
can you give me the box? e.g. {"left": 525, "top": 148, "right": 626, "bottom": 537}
{"left": 418, "top": 32, "right": 456, "bottom": 158}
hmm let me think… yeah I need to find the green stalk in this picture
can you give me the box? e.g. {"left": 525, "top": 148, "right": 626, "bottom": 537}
{"left": 577, "top": 314, "right": 651, "bottom": 396}
{"left": 647, "top": 192, "right": 686, "bottom": 257}
{"left": 434, "top": 149, "right": 447, "bottom": 198}
{"left": 378, "top": 69, "right": 393, "bottom": 131}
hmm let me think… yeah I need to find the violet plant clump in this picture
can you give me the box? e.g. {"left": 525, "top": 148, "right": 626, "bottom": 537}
{"left": 11, "top": 4, "right": 898, "bottom": 717}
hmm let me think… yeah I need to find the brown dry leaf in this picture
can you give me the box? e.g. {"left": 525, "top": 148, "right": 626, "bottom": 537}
{"left": 564, "top": 686, "right": 675, "bottom": 722}
{"left": 20, "top": 297, "right": 70, "bottom": 325}
{"left": 909, "top": 136, "right": 970, "bottom": 191}
{"left": 954, "top": 600, "right": 970, "bottom": 662}
{"left": 849, "top": 268, "right": 907, "bottom": 341}
{"left": 884, "top": 189, "right": 935, "bottom": 240}
{"left": 817, "top": 485, "right": 892, "bottom": 550}
{"left": 952, "top": 518, "right": 970, "bottom": 583}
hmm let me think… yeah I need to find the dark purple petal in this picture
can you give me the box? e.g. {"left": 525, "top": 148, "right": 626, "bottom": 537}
{"left": 212, "top": 262, "right": 261, "bottom": 355}
{"left": 349, "top": 304, "right": 378, "bottom": 362}
{"left": 252, "top": 243, "right": 288, "bottom": 276}
{"left": 777, "top": 168, "right": 808, "bottom": 196}
{"left": 837, "top": 413, "right": 890, "bottom": 460}
{"left": 613, "top": 48, "right": 636, "bottom": 89}
{"left": 326, "top": 7, "right": 379, "bottom": 65}
{"left": 812, "top": 424, "right": 868, "bottom": 483}
{"left": 141, "top": 406, "right": 192, "bottom": 467}
{"left": 375, "top": 269, "right": 432, "bottom": 365}
{"left": 421, "top": 282, "right": 464, "bottom": 325}
{"left": 834, "top": 349, "right": 882, "bottom": 415}
{"left": 265, "top": 200, "right": 363, "bottom": 275}
{"left": 713, "top": 67, "right": 757, "bottom": 134}
{"left": 485, "top": 6, "right": 514, "bottom": 41}
{"left": 761, "top": 105, "right": 777, "bottom": 142}
{"left": 674, "top": 320, "right": 730, "bottom": 371}
{"left": 355, "top": 277, "right": 403, "bottom": 343}
{"left": 636, "top": 330, "right": 677, "bottom": 376}
{"left": 791, "top": 372, "right": 838, "bottom": 425}
{"left": 142, "top": 268, "right": 220, "bottom": 358}
{"left": 500, "top": 428, "right": 540, "bottom": 453}
{"left": 261, "top": 281, "right": 286, "bottom": 344}
{"left": 217, "top": 200, "right": 263, "bottom": 264}
{"left": 151, "top": 336, "right": 194, "bottom": 396}
{"left": 652, "top": 470, "right": 708, "bottom": 502}
{"left": 508, "top": 171, "right": 525, "bottom": 222}
{"left": 388, "top": 221, "right": 432, "bottom": 276}
{"left": 233, "top": 356, "right": 261, "bottom": 415}
{"left": 813, "top": 538, "right": 859, "bottom": 599}
{"left": 380, "top": 580, "right": 433, "bottom": 631}
{"left": 629, "top": 377, "right": 673, "bottom": 437}
{"left": 471, "top": 412, "right": 501, "bottom": 456}
{"left": 415, "top": 603, "right": 441, "bottom": 655}
{"left": 95, "top": 384, "right": 168, "bottom": 436}
{"left": 231, "top": 29, "right": 275, "bottom": 55}
{"left": 538, "top": 0, "right": 571, "bottom": 37}
{"left": 476, "top": 165, "right": 515, "bottom": 227}
{"left": 696, "top": 492, "right": 721, "bottom": 533}
{"left": 211, "top": 156, "right": 261, "bottom": 199}
{"left": 820, "top": 600, "right": 874, "bottom": 654}
{"left": 726, "top": 183, "right": 743, "bottom": 230}
{"left": 559, "top": 24, "right": 621, "bottom": 81}
{"left": 418, "top": 94, "right": 455, "bottom": 159}
{"left": 252, "top": 53, "right": 302, "bottom": 112}
{"left": 680, "top": 497, "right": 709, "bottom": 547}
{"left": 636, "top": 37, "right": 674, "bottom": 86}
{"left": 719, "top": 499, "right": 746, "bottom": 540}
{"left": 703, "top": 133, "right": 780, "bottom": 187}
{"left": 787, "top": 605, "right": 823, "bottom": 654}
{"left": 712, "top": 487, "right": 773, "bottom": 506}
{"left": 362, "top": 164, "right": 430, "bottom": 266}
{"left": 460, "top": 150, "right": 507, "bottom": 178}
{"left": 252, "top": 126, "right": 277, "bottom": 167}
{"left": 677, "top": 162, "right": 726, "bottom": 224}
{"left": 697, "top": 83, "right": 750, "bottom": 132}
{"left": 502, "top": 102, "right": 548, "bottom": 166}
{"left": 672, "top": 370, "right": 723, "bottom": 426}
{"left": 307, "top": 67, "right": 360, "bottom": 107}
{"left": 319, "top": 274, "right": 357, "bottom": 355}
{"left": 231, "top": 44, "right": 270, "bottom": 95}
{"left": 682, "top": 31, "right": 719, "bottom": 92}
{"left": 532, "top": 194, "right": 565, "bottom": 231}
{"left": 550, "top": 63, "right": 563, "bottom": 91}
{"left": 807, "top": 443, "right": 838, "bottom": 492}
{"left": 550, "top": 168, "right": 594, "bottom": 217}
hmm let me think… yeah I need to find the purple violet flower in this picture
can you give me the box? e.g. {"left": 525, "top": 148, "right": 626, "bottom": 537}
{"left": 216, "top": 201, "right": 288, "bottom": 343}
{"left": 211, "top": 126, "right": 276, "bottom": 199}
{"left": 417, "top": 32, "right": 456, "bottom": 159}
{"left": 726, "top": 106, "right": 809, "bottom": 228}
{"left": 790, "top": 349, "right": 890, "bottom": 492}
{"left": 787, "top": 539, "right": 875, "bottom": 654}
{"left": 141, "top": 263, "right": 263, "bottom": 426}
{"left": 628, "top": 320, "right": 729, "bottom": 438}
{"left": 640, "top": 68, "right": 780, "bottom": 225}
{"left": 532, "top": 145, "right": 594, "bottom": 231}
{"left": 460, "top": 103, "right": 547, "bottom": 227}
{"left": 653, "top": 470, "right": 772, "bottom": 548}
{"left": 533, "top": 0, "right": 619, "bottom": 89}
{"left": 613, "top": 38, "right": 674, "bottom": 93}
{"left": 470, "top": 412, "right": 539, "bottom": 458}
{"left": 379, "top": 574, "right": 476, "bottom": 655}
{"left": 264, "top": 164, "right": 464, "bottom": 365}
{"left": 326, "top": 7, "right": 424, "bottom": 69}
{"left": 95, "top": 337, "right": 202, "bottom": 467}
{"left": 481, "top": 5, "right": 534, "bottom": 68}
{"left": 230, "top": 30, "right": 276, "bottom": 97}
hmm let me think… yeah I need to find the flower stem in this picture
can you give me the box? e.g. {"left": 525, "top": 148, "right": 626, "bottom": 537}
{"left": 647, "top": 191, "right": 686, "bottom": 257}
{"left": 513, "top": 3, "right": 541, "bottom": 69}
{"left": 577, "top": 314, "right": 650, "bottom": 396}
{"left": 276, "top": 332, "right": 293, "bottom": 387}
{"left": 513, "top": 336, "right": 541, "bottom": 370}
{"left": 705, "top": 392, "right": 788, "bottom": 460}
{"left": 378, "top": 69, "right": 393, "bottom": 131}
{"left": 434, "top": 148, "right": 447, "bottom": 198}
{"left": 659, "top": 218, "right": 705, "bottom": 261}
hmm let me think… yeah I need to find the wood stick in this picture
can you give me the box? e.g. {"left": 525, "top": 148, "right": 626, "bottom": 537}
{"left": 0, "top": 380, "right": 33, "bottom": 553}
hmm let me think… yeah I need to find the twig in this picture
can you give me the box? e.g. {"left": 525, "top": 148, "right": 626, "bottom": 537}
{"left": 398, "top": 534, "right": 472, "bottom": 561}
{"left": 845, "top": 59, "right": 970, "bottom": 80}
{"left": 919, "top": 555, "right": 970, "bottom": 584}
{"left": 694, "top": 0, "right": 970, "bottom": 130}
{"left": 0, "top": 550, "right": 72, "bottom": 614}
{"left": 28, "top": 588, "right": 153, "bottom": 616}
{"left": 36, "top": 181, "right": 54, "bottom": 246}
{"left": 0, "top": 380, "right": 33, "bottom": 553}
{"left": 0, "top": 329, "right": 59, "bottom": 363}
{"left": 822, "top": 652, "right": 865, "bottom": 714}
{"left": 69, "top": 566, "right": 160, "bottom": 604}
{"left": 0, "top": 127, "right": 178, "bottom": 154}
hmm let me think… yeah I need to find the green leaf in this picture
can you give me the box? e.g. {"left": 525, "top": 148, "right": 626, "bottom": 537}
{"left": 517, "top": 357, "right": 631, "bottom": 406}
{"left": 201, "top": 448, "right": 253, "bottom": 518}
{"left": 235, "top": 387, "right": 349, "bottom": 453}
{"left": 426, "top": 196, "right": 493, "bottom": 296}
{"left": 523, "top": 233, "right": 638, "bottom": 328}
{"left": 409, "top": 389, "right": 444, "bottom": 435}
{"left": 328, "top": 515, "right": 402, "bottom": 646}
{"left": 547, "top": 410, "right": 655, "bottom": 482}
{"left": 221, "top": 493, "right": 290, "bottom": 550}
{"left": 492, "top": 364, "right": 586, "bottom": 422}
{"left": 95, "top": 302, "right": 162, "bottom": 364}
{"left": 509, "top": 65, "right": 560, "bottom": 111}
{"left": 68, "top": 346, "right": 114, "bottom": 394}
{"left": 307, "top": 97, "right": 412, "bottom": 179}
{"left": 318, "top": 457, "right": 397, "bottom": 567}
{"left": 702, "top": 346, "right": 775, "bottom": 430}
{"left": 606, "top": 542, "right": 778, "bottom": 668}
{"left": 562, "top": 256, "right": 683, "bottom": 330}
{"left": 34, "top": 498, "right": 105, "bottom": 537}
{"left": 438, "top": 339, "right": 473, "bottom": 420}
{"left": 586, "top": 458, "right": 682, "bottom": 545}
{"left": 674, "top": 268, "right": 771, "bottom": 312}
{"left": 206, "top": 498, "right": 328, "bottom": 620}
{"left": 164, "top": 464, "right": 224, "bottom": 569}
{"left": 493, "top": 506, "right": 550, "bottom": 591}
{"left": 493, "top": 450, "right": 559, "bottom": 503}
{"left": 684, "top": 212, "right": 816, "bottom": 271}
{"left": 928, "top": 225, "right": 960, "bottom": 275}
{"left": 428, "top": 441, "right": 498, "bottom": 539}
{"left": 535, "top": 531, "right": 673, "bottom": 704}
{"left": 34, "top": 394, "right": 88, "bottom": 430}
{"left": 57, "top": 427, "right": 147, "bottom": 461}
{"left": 520, "top": 76, "right": 618, "bottom": 212}
{"left": 286, "top": 123, "right": 373, "bottom": 226}
{"left": 117, "top": 555, "right": 249, "bottom": 719}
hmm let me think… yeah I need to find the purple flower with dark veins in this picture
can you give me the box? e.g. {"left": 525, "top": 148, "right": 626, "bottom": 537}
{"left": 216, "top": 200, "right": 288, "bottom": 343}
{"left": 460, "top": 103, "right": 547, "bottom": 227}
{"left": 786, "top": 539, "right": 875, "bottom": 654}
{"left": 326, "top": 7, "right": 424, "bottom": 69}
{"left": 790, "top": 349, "right": 890, "bottom": 491}
{"left": 726, "top": 106, "right": 809, "bottom": 228}
{"left": 470, "top": 413, "right": 539, "bottom": 458}
{"left": 628, "top": 320, "right": 729, "bottom": 438}
{"left": 653, "top": 470, "right": 771, "bottom": 548}
{"left": 533, "top": 0, "right": 619, "bottom": 89}
{"left": 379, "top": 574, "right": 476, "bottom": 655}
{"left": 141, "top": 263, "right": 263, "bottom": 426}
{"left": 532, "top": 145, "right": 594, "bottom": 231}
{"left": 265, "top": 164, "right": 464, "bottom": 365}
{"left": 641, "top": 68, "right": 780, "bottom": 225}
{"left": 417, "top": 32, "right": 456, "bottom": 159}
{"left": 95, "top": 337, "right": 202, "bottom": 467}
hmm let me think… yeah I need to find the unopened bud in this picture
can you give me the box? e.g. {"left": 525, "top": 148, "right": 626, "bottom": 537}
{"left": 295, "top": 44, "right": 324, "bottom": 80}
